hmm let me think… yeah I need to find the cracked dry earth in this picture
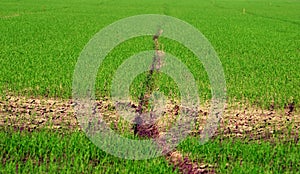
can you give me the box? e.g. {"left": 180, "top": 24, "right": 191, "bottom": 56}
{"left": 1, "top": 95, "right": 299, "bottom": 173}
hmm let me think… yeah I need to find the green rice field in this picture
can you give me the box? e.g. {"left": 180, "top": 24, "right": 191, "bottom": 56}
{"left": 1, "top": 0, "right": 299, "bottom": 173}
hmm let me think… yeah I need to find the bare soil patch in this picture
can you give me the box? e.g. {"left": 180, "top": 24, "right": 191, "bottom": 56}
{"left": 1, "top": 95, "right": 299, "bottom": 173}
{"left": 0, "top": 95, "right": 299, "bottom": 141}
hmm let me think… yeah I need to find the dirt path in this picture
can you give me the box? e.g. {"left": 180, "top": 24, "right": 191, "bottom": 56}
{"left": 1, "top": 95, "right": 299, "bottom": 140}
{"left": 1, "top": 95, "right": 299, "bottom": 173}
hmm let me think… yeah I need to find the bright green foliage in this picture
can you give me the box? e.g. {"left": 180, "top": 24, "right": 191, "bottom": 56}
{"left": 0, "top": 0, "right": 299, "bottom": 108}
{"left": 0, "top": 130, "right": 178, "bottom": 173}
{"left": 0, "top": 0, "right": 299, "bottom": 172}
{"left": 178, "top": 136, "right": 300, "bottom": 173}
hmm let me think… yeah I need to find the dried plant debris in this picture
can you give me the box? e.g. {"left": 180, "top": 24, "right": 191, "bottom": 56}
{"left": 166, "top": 151, "right": 215, "bottom": 174}
{"left": 217, "top": 104, "right": 300, "bottom": 141}
{"left": 1, "top": 95, "right": 299, "bottom": 139}
{"left": 1, "top": 95, "right": 299, "bottom": 174}
{"left": 0, "top": 95, "right": 116, "bottom": 132}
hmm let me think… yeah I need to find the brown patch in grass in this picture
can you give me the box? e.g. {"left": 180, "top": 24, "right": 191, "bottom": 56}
{"left": 1, "top": 95, "right": 299, "bottom": 140}
{"left": 217, "top": 103, "right": 299, "bottom": 141}
{"left": 166, "top": 151, "right": 215, "bottom": 174}
{"left": 2, "top": 95, "right": 299, "bottom": 173}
